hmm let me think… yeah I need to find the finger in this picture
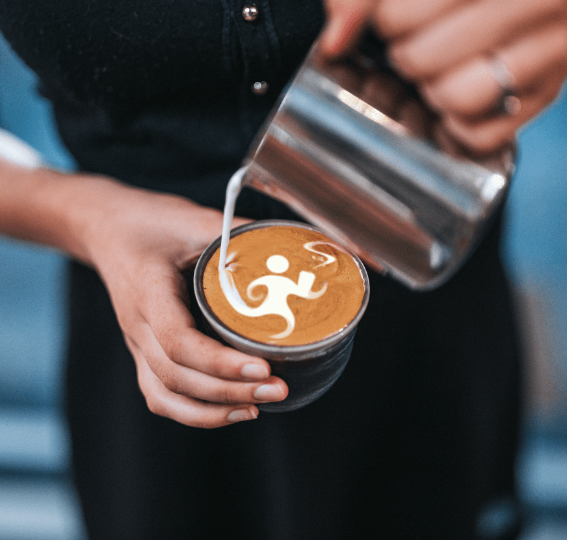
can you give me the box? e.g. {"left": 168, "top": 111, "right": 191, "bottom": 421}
{"left": 136, "top": 264, "right": 273, "bottom": 382}
{"left": 130, "top": 326, "right": 288, "bottom": 404}
{"left": 133, "top": 346, "right": 260, "bottom": 429}
{"left": 389, "top": 0, "right": 566, "bottom": 81}
{"left": 373, "top": 0, "right": 465, "bottom": 39}
{"left": 421, "top": 22, "right": 567, "bottom": 118}
{"left": 320, "top": 0, "right": 375, "bottom": 57}
{"left": 441, "top": 73, "right": 567, "bottom": 153}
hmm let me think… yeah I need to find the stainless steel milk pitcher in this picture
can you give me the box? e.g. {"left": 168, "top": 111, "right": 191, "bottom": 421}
{"left": 240, "top": 34, "right": 515, "bottom": 290}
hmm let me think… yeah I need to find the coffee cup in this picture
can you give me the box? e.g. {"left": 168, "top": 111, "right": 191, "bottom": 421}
{"left": 193, "top": 219, "right": 369, "bottom": 412}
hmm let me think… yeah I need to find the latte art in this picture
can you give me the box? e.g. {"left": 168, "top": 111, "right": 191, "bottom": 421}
{"left": 203, "top": 225, "right": 366, "bottom": 346}
{"left": 219, "top": 245, "right": 328, "bottom": 339}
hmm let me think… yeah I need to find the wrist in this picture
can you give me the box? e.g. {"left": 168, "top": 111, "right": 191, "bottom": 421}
{"left": 0, "top": 158, "right": 128, "bottom": 266}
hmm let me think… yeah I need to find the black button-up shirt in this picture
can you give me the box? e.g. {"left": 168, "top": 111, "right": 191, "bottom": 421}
{"left": 0, "top": 0, "right": 324, "bottom": 214}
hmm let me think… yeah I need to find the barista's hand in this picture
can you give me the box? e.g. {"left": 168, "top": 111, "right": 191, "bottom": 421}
{"left": 82, "top": 179, "right": 287, "bottom": 428}
{"left": 321, "top": 0, "right": 567, "bottom": 153}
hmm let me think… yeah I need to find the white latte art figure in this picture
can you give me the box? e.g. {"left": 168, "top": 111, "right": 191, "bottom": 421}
{"left": 220, "top": 254, "right": 327, "bottom": 339}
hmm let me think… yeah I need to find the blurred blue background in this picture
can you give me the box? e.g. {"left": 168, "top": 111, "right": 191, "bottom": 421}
{"left": 0, "top": 32, "right": 566, "bottom": 539}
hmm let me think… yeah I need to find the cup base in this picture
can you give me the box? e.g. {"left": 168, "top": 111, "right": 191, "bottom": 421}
{"left": 202, "top": 315, "right": 355, "bottom": 412}
{"left": 258, "top": 330, "right": 354, "bottom": 412}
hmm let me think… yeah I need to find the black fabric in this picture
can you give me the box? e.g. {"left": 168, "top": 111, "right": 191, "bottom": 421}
{"left": 65, "top": 220, "right": 522, "bottom": 540}
{"left": 0, "top": 0, "right": 322, "bottom": 210}
{"left": 0, "top": 1, "right": 523, "bottom": 539}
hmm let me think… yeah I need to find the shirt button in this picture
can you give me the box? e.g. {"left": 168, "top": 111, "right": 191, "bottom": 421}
{"left": 251, "top": 81, "right": 269, "bottom": 95}
{"left": 242, "top": 5, "right": 259, "bottom": 22}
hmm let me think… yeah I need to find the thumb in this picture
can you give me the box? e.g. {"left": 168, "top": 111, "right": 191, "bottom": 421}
{"left": 320, "top": 0, "right": 375, "bottom": 58}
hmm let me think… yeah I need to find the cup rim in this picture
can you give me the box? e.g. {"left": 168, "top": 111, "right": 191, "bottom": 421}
{"left": 193, "top": 219, "right": 370, "bottom": 360}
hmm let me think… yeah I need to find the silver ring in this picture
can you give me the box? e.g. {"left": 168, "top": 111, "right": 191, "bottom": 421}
{"left": 490, "top": 57, "right": 521, "bottom": 116}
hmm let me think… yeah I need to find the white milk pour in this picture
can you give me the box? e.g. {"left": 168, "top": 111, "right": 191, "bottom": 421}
{"left": 217, "top": 167, "right": 330, "bottom": 339}
{"left": 218, "top": 166, "right": 246, "bottom": 272}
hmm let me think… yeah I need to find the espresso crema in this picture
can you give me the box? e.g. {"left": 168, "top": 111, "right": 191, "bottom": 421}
{"left": 203, "top": 225, "right": 366, "bottom": 346}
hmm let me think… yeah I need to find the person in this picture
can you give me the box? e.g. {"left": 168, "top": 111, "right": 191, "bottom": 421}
{"left": 0, "top": 0, "right": 566, "bottom": 538}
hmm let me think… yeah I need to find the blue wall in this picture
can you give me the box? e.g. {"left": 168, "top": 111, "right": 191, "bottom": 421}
{"left": 0, "top": 35, "right": 85, "bottom": 540}
{"left": 504, "top": 93, "right": 567, "bottom": 399}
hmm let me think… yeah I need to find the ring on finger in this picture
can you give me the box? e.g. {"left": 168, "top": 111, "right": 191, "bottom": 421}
{"left": 490, "top": 56, "right": 522, "bottom": 116}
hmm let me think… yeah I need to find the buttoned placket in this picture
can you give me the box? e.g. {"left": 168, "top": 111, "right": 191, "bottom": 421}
{"left": 242, "top": 4, "right": 259, "bottom": 22}
{"left": 223, "top": 0, "right": 283, "bottom": 135}
{"left": 236, "top": 2, "right": 282, "bottom": 93}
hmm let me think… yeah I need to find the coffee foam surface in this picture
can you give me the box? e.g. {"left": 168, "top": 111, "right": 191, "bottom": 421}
{"left": 203, "top": 225, "right": 365, "bottom": 346}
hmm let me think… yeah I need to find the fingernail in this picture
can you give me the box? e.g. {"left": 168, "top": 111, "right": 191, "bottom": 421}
{"left": 254, "top": 384, "right": 286, "bottom": 402}
{"left": 227, "top": 408, "right": 258, "bottom": 423}
{"left": 241, "top": 363, "right": 270, "bottom": 380}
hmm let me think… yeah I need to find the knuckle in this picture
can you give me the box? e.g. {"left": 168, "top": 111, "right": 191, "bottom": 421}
{"left": 216, "top": 385, "right": 234, "bottom": 404}
{"left": 469, "top": 131, "right": 508, "bottom": 154}
{"left": 420, "top": 82, "right": 444, "bottom": 112}
{"left": 375, "top": 4, "right": 405, "bottom": 38}
{"left": 445, "top": 120, "right": 494, "bottom": 154}
{"left": 145, "top": 394, "right": 165, "bottom": 417}
{"left": 157, "top": 327, "right": 180, "bottom": 362}
{"left": 426, "top": 84, "right": 451, "bottom": 111}
{"left": 203, "top": 342, "right": 225, "bottom": 372}
{"left": 193, "top": 417, "right": 221, "bottom": 430}
{"left": 160, "top": 369, "right": 180, "bottom": 393}
{"left": 209, "top": 380, "right": 247, "bottom": 404}
{"left": 390, "top": 45, "right": 424, "bottom": 81}
{"left": 217, "top": 348, "right": 244, "bottom": 379}
{"left": 443, "top": 91, "right": 478, "bottom": 116}
{"left": 206, "top": 340, "right": 248, "bottom": 379}
{"left": 149, "top": 356, "right": 180, "bottom": 393}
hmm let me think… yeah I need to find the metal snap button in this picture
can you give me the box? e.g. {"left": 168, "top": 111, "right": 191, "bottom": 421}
{"left": 242, "top": 5, "right": 259, "bottom": 22}
{"left": 252, "top": 81, "right": 269, "bottom": 95}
